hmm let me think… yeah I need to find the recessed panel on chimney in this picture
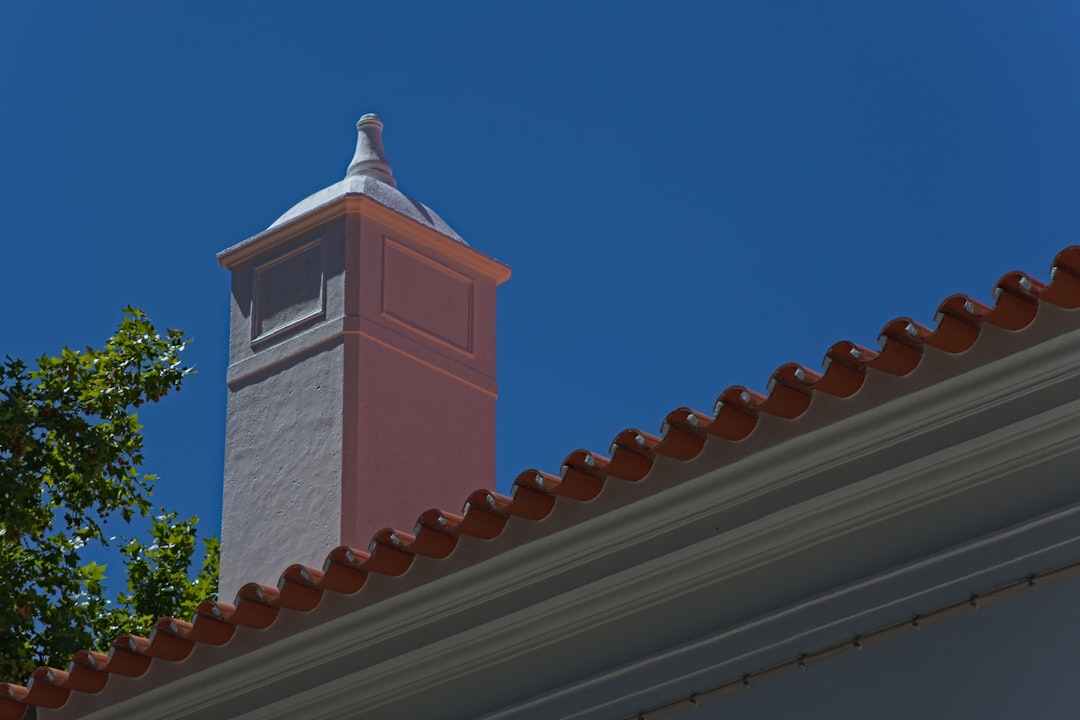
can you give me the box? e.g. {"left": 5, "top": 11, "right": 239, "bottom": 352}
{"left": 381, "top": 237, "right": 474, "bottom": 354}
{"left": 251, "top": 239, "right": 325, "bottom": 345}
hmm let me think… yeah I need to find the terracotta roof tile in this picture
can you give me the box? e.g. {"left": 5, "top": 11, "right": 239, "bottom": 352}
{"left": 3, "top": 245, "right": 1080, "bottom": 720}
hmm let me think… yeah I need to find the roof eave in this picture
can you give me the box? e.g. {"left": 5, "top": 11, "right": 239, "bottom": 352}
{"left": 44, "top": 305, "right": 1080, "bottom": 720}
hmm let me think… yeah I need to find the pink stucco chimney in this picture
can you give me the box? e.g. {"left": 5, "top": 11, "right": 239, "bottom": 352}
{"left": 216, "top": 115, "right": 510, "bottom": 600}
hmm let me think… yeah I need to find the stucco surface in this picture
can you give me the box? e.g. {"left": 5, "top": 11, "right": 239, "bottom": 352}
{"left": 219, "top": 217, "right": 351, "bottom": 600}
{"left": 342, "top": 336, "right": 497, "bottom": 546}
{"left": 219, "top": 193, "right": 504, "bottom": 600}
{"left": 220, "top": 340, "right": 344, "bottom": 600}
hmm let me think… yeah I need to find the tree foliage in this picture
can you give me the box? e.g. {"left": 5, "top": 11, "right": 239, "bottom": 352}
{"left": 0, "top": 308, "right": 218, "bottom": 683}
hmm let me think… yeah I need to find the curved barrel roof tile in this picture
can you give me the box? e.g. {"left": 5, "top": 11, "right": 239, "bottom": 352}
{"left": 3, "top": 246, "right": 1080, "bottom": 720}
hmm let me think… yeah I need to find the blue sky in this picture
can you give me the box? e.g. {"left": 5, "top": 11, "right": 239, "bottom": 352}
{"left": 2, "top": 2, "right": 1079, "bottom": 576}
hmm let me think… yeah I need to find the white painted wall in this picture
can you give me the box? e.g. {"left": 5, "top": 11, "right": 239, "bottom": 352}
{"left": 662, "top": 570, "right": 1080, "bottom": 719}
{"left": 219, "top": 219, "right": 348, "bottom": 600}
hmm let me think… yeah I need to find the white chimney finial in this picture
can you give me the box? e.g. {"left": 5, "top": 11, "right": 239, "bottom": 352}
{"left": 346, "top": 113, "right": 396, "bottom": 187}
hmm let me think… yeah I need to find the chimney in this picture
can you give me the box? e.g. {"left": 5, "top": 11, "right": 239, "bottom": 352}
{"left": 216, "top": 115, "right": 510, "bottom": 599}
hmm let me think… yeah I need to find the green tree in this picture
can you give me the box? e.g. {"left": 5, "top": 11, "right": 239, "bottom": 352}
{"left": 0, "top": 308, "right": 218, "bottom": 683}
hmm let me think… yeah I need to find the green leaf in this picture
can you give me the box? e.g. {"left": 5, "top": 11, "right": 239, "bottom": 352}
{"left": 0, "top": 309, "right": 217, "bottom": 683}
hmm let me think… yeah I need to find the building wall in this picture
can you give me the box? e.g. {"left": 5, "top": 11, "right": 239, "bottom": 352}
{"left": 662, "top": 569, "right": 1080, "bottom": 718}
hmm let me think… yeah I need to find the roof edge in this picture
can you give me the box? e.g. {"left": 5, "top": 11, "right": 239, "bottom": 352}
{"left": 40, "top": 309, "right": 1080, "bottom": 720}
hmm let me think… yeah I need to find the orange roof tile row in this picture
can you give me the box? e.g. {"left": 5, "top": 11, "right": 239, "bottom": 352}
{"left": 3, "top": 246, "right": 1080, "bottom": 720}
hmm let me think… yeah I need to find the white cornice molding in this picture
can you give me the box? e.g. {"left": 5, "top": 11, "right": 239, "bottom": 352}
{"left": 217, "top": 195, "right": 510, "bottom": 282}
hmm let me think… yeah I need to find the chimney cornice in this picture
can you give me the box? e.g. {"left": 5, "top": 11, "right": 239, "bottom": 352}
{"left": 218, "top": 194, "right": 511, "bottom": 284}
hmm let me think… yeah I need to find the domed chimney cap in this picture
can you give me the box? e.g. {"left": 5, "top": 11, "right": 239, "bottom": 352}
{"left": 346, "top": 113, "right": 395, "bottom": 187}
{"left": 257, "top": 113, "right": 464, "bottom": 243}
